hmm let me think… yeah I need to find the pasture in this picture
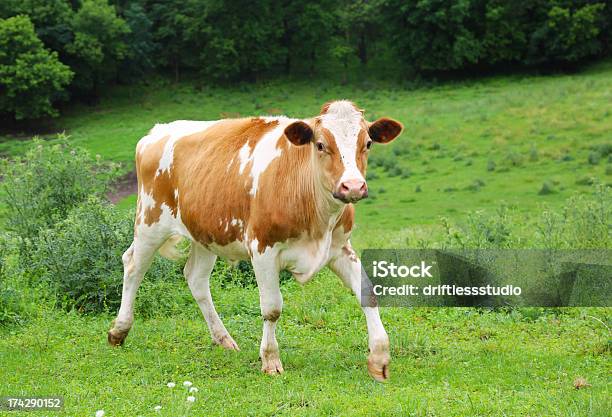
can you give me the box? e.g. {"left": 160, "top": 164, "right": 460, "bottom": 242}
{"left": 0, "top": 62, "right": 610, "bottom": 416}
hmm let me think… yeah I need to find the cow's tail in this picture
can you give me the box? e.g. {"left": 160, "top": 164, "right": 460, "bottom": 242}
{"left": 158, "top": 234, "right": 188, "bottom": 261}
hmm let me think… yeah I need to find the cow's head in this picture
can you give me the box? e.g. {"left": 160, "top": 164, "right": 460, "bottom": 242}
{"left": 284, "top": 100, "right": 403, "bottom": 203}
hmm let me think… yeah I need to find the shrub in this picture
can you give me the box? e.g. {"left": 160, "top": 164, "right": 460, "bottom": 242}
{"left": 529, "top": 145, "right": 539, "bottom": 162}
{"left": 0, "top": 138, "right": 119, "bottom": 242}
{"left": 0, "top": 15, "right": 72, "bottom": 120}
{"left": 0, "top": 233, "right": 27, "bottom": 324}
{"left": 31, "top": 197, "right": 183, "bottom": 313}
{"left": 487, "top": 159, "right": 496, "bottom": 172}
{"left": 442, "top": 206, "right": 518, "bottom": 249}
{"left": 588, "top": 151, "right": 601, "bottom": 165}
{"left": 538, "top": 181, "right": 556, "bottom": 195}
{"left": 536, "top": 183, "right": 610, "bottom": 248}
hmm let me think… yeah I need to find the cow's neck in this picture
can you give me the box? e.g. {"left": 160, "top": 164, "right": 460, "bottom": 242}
{"left": 303, "top": 146, "right": 345, "bottom": 235}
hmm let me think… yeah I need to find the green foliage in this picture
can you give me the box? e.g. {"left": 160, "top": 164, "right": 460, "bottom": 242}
{"left": 384, "top": 0, "right": 610, "bottom": 73}
{"left": 0, "top": 233, "right": 28, "bottom": 325}
{"left": 442, "top": 184, "right": 610, "bottom": 249}
{"left": 200, "top": 0, "right": 285, "bottom": 80}
{"left": 31, "top": 196, "right": 183, "bottom": 313}
{"left": 0, "top": 138, "right": 119, "bottom": 241}
{"left": 0, "top": 15, "right": 72, "bottom": 119}
{"left": 118, "top": 2, "right": 156, "bottom": 80}
{"left": 65, "top": 0, "right": 130, "bottom": 94}
{"left": 0, "top": 0, "right": 74, "bottom": 53}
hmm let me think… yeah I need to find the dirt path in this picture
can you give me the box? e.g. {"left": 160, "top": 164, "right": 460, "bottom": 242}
{"left": 107, "top": 170, "right": 138, "bottom": 204}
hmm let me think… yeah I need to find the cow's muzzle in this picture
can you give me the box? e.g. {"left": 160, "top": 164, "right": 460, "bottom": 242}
{"left": 333, "top": 179, "right": 368, "bottom": 203}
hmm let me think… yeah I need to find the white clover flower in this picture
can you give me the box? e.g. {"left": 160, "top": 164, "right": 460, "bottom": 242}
{"left": 183, "top": 381, "right": 193, "bottom": 388}
{"left": 154, "top": 405, "right": 162, "bottom": 412}
{"left": 189, "top": 387, "right": 198, "bottom": 393}
{"left": 95, "top": 411, "right": 105, "bottom": 417}
{"left": 167, "top": 382, "right": 176, "bottom": 388}
{"left": 186, "top": 396, "right": 196, "bottom": 403}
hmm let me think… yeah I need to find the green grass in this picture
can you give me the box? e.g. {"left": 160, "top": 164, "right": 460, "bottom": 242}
{"left": 1, "top": 63, "right": 611, "bottom": 416}
{"left": 1, "top": 272, "right": 609, "bottom": 416}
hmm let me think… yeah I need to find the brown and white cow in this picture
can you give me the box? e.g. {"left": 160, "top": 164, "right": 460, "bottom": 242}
{"left": 107, "top": 100, "right": 403, "bottom": 381}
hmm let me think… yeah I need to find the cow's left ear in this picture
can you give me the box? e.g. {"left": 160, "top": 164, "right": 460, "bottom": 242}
{"left": 368, "top": 118, "right": 403, "bottom": 144}
{"left": 284, "top": 121, "right": 313, "bottom": 146}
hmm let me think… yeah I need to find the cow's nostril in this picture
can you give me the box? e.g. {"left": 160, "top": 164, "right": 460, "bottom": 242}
{"left": 341, "top": 183, "right": 350, "bottom": 192}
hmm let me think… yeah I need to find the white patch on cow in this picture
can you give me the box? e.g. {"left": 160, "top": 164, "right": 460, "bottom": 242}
{"left": 247, "top": 124, "right": 287, "bottom": 196}
{"left": 238, "top": 142, "right": 252, "bottom": 174}
{"left": 320, "top": 101, "right": 365, "bottom": 184}
{"left": 138, "top": 188, "right": 156, "bottom": 224}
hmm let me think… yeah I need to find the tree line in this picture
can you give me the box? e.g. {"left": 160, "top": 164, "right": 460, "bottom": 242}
{"left": 1, "top": 0, "right": 610, "bottom": 121}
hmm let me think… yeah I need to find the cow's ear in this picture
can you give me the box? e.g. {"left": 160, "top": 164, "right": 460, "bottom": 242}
{"left": 368, "top": 118, "right": 403, "bottom": 144}
{"left": 284, "top": 121, "right": 313, "bottom": 146}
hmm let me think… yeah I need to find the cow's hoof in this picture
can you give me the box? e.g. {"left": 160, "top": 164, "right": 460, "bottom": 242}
{"left": 215, "top": 334, "right": 240, "bottom": 351}
{"left": 261, "top": 358, "right": 284, "bottom": 375}
{"left": 367, "top": 352, "right": 390, "bottom": 382}
{"left": 107, "top": 327, "right": 129, "bottom": 346}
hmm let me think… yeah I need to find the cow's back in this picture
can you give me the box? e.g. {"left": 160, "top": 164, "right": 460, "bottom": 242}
{"left": 135, "top": 118, "right": 285, "bottom": 247}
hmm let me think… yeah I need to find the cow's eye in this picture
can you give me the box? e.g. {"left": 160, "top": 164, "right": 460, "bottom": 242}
{"left": 366, "top": 140, "right": 373, "bottom": 150}
{"left": 316, "top": 142, "right": 326, "bottom": 152}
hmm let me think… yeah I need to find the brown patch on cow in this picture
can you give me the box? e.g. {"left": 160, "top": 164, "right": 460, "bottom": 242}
{"left": 336, "top": 204, "right": 354, "bottom": 233}
{"left": 369, "top": 118, "right": 403, "bottom": 144}
{"left": 317, "top": 126, "right": 345, "bottom": 191}
{"left": 171, "top": 118, "right": 280, "bottom": 247}
{"left": 263, "top": 309, "right": 281, "bottom": 322}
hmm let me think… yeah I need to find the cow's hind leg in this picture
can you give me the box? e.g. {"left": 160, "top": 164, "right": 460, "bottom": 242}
{"left": 184, "top": 244, "right": 239, "bottom": 350}
{"left": 108, "top": 234, "right": 163, "bottom": 346}
{"left": 252, "top": 253, "right": 283, "bottom": 375}
{"left": 329, "top": 242, "right": 390, "bottom": 381}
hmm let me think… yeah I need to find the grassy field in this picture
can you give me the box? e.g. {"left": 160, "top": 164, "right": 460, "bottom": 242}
{"left": 0, "top": 62, "right": 611, "bottom": 416}
{"left": 1, "top": 273, "right": 610, "bottom": 416}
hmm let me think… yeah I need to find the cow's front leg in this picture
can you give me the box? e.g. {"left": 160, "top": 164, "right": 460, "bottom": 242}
{"left": 252, "top": 253, "right": 284, "bottom": 375}
{"left": 329, "top": 243, "right": 390, "bottom": 381}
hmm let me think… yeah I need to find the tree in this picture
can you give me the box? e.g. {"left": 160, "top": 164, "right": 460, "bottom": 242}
{"left": 281, "top": 0, "right": 336, "bottom": 75}
{"left": 148, "top": 0, "right": 197, "bottom": 82}
{"left": 0, "top": 15, "right": 72, "bottom": 120}
{"left": 118, "top": 2, "right": 156, "bottom": 80}
{"left": 198, "top": 0, "right": 285, "bottom": 81}
{"left": 64, "top": 0, "right": 129, "bottom": 96}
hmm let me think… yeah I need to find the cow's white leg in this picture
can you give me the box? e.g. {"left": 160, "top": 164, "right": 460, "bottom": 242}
{"left": 251, "top": 250, "right": 283, "bottom": 375}
{"left": 184, "top": 244, "right": 239, "bottom": 350}
{"left": 329, "top": 243, "right": 390, "bottom": 381}
{"left": 108, "top": 235, "right": 161, "bottom": 346}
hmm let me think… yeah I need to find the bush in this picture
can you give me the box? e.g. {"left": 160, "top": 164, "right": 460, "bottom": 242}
{"left": 538, "top": 181, "right": 556, "bottom": 195}
{"left": 31, "top": 197, "right": 183, "bottom": 313}
{"left": 0, "top": 233, "right": 27, "bottom": 324}
{"left": 0, "top": 138, "right": 119, "bottom": 241}
{"left": 0, "top": 15, "right": 72, "bottom": 119}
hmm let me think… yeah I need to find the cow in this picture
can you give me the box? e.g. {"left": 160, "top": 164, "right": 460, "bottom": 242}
{"left": 107, "top": 100, "right": 403, "bottom": 381}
